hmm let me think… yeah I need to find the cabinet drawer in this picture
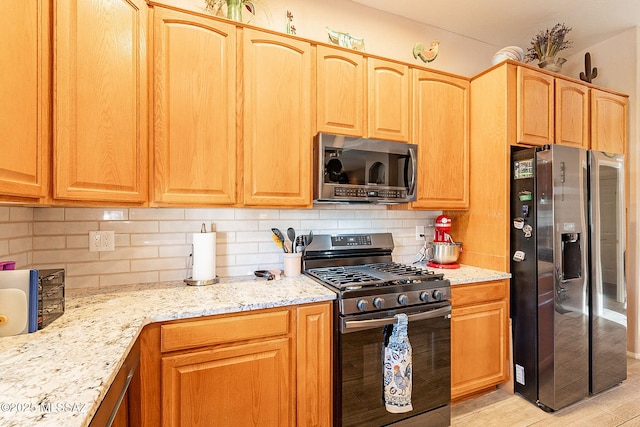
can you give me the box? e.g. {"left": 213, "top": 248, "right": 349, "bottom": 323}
{"left": 161, "top": 310, "right": 291, "bottom": 352}
{"left": 451, "top": 280, "right": 508, "bottom": 307}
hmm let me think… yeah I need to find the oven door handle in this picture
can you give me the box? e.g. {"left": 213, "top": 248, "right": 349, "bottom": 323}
{"left": 341, "top": 305, "right": 451, "bottom": 333}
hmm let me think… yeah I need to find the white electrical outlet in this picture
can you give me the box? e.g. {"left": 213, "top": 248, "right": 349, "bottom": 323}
{"left": 415, "top": 225, "right": 425, "bottom": 241}
{"left": 89, "top": 231, "right": 115, "bottom": 252}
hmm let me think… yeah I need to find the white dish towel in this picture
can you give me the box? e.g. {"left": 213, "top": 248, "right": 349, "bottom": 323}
{"left": 383, "top": 313, "right": 413, "bottom": 413}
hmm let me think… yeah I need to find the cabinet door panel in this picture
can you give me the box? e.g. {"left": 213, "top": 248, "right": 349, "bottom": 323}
{"left": 296, "top": 303, "right": 332, "bottom": 427}
{"left": 162, "top": 338, "right": 293, "bottom": 427}
{"left": 0, "top": 0, "right": 50, "bottom": 200}
{"left": 316, "top": 46, "right": 364, "bottom": 136}
{"left": 517, "top": 67, "right": 553, "bottom": 146}
{"left": 412, "top": 70, "right": 469, "bottom": 209}
{"left": 451, "top": 299, "right": 508, "bottom": 399}
{"left": 555, "top": 79, "right": 589, "bottom": 149}
{"left": 368, "top": 59, "right": 410, "bottom": 141}
{"left": 591, "top": 89, "right": 628, "bottom": 154}
{"left": 243, "top": 29, "right": 311, "bottom": 207}
{"left": 54, "top": 0, "right": 148, "bottom": 203}
{"left": 152, "top": 7, "right": 236, "bottom": 205}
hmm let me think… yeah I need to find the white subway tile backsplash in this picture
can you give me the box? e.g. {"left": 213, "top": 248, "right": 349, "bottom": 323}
{"left": 184, "top": 208, "right": 235, "bottom": 221}
{"left": 64, "top": 208, "right": 128, "bottom": 221}
{"left": 34, "top": 221, "right": 98, "bottom": 236}
{"left": 130, "top": 233, "right": 186, "bottom": 246}
{"left": 34, "top": 236, "right": 66, "bottom": 250}
{"left": 104, "top": 220, "right": 158, "bottom": 233}
{"left": 0, "top": 206, "right": 440, "bottom": 289}
{"left": 68, "top": 260, "right": 130, "bottom": 276}
{"left": 100, "top": 271, "right": 159, "bottom": 287}
{"left": 129, "top": 208, "right": 183, "bottom": 220}
{"left": 9, "top": 207, "right": 34, "bottom": 222}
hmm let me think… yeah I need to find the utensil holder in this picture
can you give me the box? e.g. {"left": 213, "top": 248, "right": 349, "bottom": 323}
{"left": 283, "top": 253, "right": 302, "bottom": 277}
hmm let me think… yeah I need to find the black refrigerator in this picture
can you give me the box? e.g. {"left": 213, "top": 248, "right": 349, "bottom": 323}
{"left": 510, "top": 144, "right": 626, "bottom": 411}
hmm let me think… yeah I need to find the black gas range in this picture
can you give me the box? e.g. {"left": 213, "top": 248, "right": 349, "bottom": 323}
{"left": 303, "top": 233, "right": 452, "bottom": 427}
{"left": 303, "top": 233, "right": 451, "bottom": 316}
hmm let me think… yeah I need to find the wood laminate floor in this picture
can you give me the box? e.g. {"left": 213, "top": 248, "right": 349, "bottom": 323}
{"left": 451, "top": 357, "right": 640, "bottom": 426}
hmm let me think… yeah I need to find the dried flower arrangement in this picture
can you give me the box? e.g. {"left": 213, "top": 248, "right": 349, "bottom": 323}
{"left": 524, "top": 23, "right": 572, "bottom": 62}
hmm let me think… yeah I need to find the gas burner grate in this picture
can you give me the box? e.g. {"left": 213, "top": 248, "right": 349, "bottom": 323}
{"left": 366, "top": 262, "right": 443, "bottom": 279}
{"left": 305, "top": 266, "right": 385, "bottom": 287}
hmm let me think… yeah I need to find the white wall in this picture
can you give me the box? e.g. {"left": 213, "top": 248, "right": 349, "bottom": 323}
{"left": 163, "top": 0, "right": 499, "bottom": 76}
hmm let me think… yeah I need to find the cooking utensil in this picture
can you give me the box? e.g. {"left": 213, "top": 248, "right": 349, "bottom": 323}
{"left": 295, "top": 235, "right": 305, "bottom": 253}
{"left": 271, "top": 228, "right": 288, "bottom": 253}
{"left": 287, "top": 227, "right": 296, "bottom": 252}
{"left": 271, "top": 234, "right": 286, "bottom": 252}
{"left": 306, "top": 230, "right": 314, "bottom": 247}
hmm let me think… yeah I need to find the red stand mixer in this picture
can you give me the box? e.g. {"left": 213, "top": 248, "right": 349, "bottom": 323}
{"left": 427, "top": 215, "right": 462, "bottom": 269}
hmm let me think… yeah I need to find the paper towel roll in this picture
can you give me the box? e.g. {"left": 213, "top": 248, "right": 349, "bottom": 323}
{"left": 192, "top": 232, "right": 216, "bottom": 281}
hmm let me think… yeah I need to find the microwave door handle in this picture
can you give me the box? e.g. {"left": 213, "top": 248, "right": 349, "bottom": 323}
{"left": 341, "top": 305, "right": 451, "bottom": 333}
{"left": 407, "top": 147, "right": 417, "bottom": 196}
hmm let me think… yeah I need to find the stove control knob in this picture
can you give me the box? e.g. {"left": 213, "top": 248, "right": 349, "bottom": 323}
{"left": 432, "top": 290, "right": 444, "bottom": 301}
{"left": 356, "top": 299, "right": 369, "bottom": 312}
{"left": 419, "top": 291, "right": 430, "bottom": 302}
{"left": 397, "top": 294, "right": 409, "bottom": 305}
{"left": 373, "top": 297, "right": 385, "bottom": 309}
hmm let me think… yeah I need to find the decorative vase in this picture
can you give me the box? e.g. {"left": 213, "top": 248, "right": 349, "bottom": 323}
{"left": 538, "top": 55, "right": 567, "bottom": 73}
{"left": 226, "top": 0, "right": 243, "bottom": 22}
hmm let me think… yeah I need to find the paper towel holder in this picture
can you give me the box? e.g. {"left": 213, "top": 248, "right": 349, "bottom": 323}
{"left": 184, "top": 277, "right": 220, "bottom": 286}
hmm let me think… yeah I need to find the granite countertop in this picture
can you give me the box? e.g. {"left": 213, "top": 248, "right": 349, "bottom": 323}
{"left": 0, "top": 275, "right": 335, "bottom": 427}
{"left": 0, "top": 264, "right": 508, "bottom": 426}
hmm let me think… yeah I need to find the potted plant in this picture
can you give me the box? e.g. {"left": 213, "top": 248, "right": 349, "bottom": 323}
{"left": 205, "top": 0, "right": 255, "bottom": 22}
{"left": 524, "top": 23, "right": 572, "bottom": 72}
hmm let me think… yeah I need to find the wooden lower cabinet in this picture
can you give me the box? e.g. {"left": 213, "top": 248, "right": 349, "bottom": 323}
{"left": 451, "top": 280, "right": 509, "bottom": 401}
{"left": 140, "top": 302, "right": 332, "bottom": 426}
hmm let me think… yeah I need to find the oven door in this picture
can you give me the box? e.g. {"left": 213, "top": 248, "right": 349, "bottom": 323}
{"left": 336, "top": 303, "right": 451, "bottom": 427}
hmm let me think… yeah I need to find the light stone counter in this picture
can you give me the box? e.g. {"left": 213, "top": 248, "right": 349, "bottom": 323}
{"left": 419, "top": 263, "right": 511, "bottom": 285}
{"left": 0, "top": 264, "right": 507, "bottom": 426}
{"left": 0, "top": 275, "right": 335, "bottom": 427}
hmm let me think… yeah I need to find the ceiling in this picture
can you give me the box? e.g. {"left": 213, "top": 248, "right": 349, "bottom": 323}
{"left": 351, "top": 0, "right": 640, "bottom": 55}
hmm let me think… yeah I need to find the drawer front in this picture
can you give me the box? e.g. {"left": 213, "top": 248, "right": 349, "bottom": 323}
{"left": 451, "top": 280, "right": 508, "bottom": 307}
{"left": 161, "top": 309, "right": 291, "bottom": 352}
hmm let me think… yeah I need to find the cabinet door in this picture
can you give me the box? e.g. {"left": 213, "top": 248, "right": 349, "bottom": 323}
{"left": 451, "top": 299, "right": 508, "bottom": 400}
{"left": 162, "top": 338, "right": 294, "bottom": 427}
{"left": 368, "top": 58, "right": 410, "bottom": 141}
{"left": 151, "top": 7, "right": 236, "bottom": 205}
{"left": 591, "top": 89, "right": 628, "bottom": 154}
{"left": 54, "top": 0, "right": 148, "bottom": 203}
{"left": 296, "top": 303, "right": 332, "bottom": 427}
{"left": 555, "top": 79, "right": 589, "bottom": 149}
{"left": 0, "top": 0, "right": 50, "bottom": 201}
{"left": 316, "top": 46, "right": 365, "bottom": 137}
{"left": 516, "top": 67, "right": 554, "bottom": 146}
{"left": 411, "top": 70, "right": 469, "bottom": 209}
{"left": 242, "top": 29, "right": 312, "bottom": 207}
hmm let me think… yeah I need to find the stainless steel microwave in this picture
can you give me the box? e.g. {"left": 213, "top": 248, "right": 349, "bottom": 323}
{"left": 313, "top": 133, "right": 417, "bottom": 203}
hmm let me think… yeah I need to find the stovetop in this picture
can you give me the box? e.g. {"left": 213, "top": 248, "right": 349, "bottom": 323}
{"left": 305, "top": 262, "right": 444, "bottom": 290}
{"left": 302, "top": 233, "right": 452, "bottom": 315}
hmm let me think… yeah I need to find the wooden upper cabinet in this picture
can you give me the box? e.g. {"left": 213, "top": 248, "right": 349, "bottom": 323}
{"left": 54, "top": 0, "right": 148, "bottom": 204}
{"left": 242, "top": 29, "right": 312, "bottom": 207}
{"left": 591, "top": 89, "right": 628, "bottom": 154}
{"left": 151, "top": 7, "right": 236, "bottom": 206}
{"left": 516, "top": 67, "right": 554, "bottom": 146}
{"left": 367, "top": 58, "right": 410, "bottom": 141}
{"left": 411, "top": 70, "right": 469, "bottom": 209}
{"left": 555, "top": 79, "right": 589, "bottom": 149}
{"left": 0, "top": 0, "right": 50, "bottom": 201}
{"left": 316, "top": 46, "right": 365, "bottom": 137}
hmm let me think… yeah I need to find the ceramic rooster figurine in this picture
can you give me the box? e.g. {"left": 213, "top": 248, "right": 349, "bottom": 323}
{"left": 413, "top": 40, "right": 440, "bottom": 63}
